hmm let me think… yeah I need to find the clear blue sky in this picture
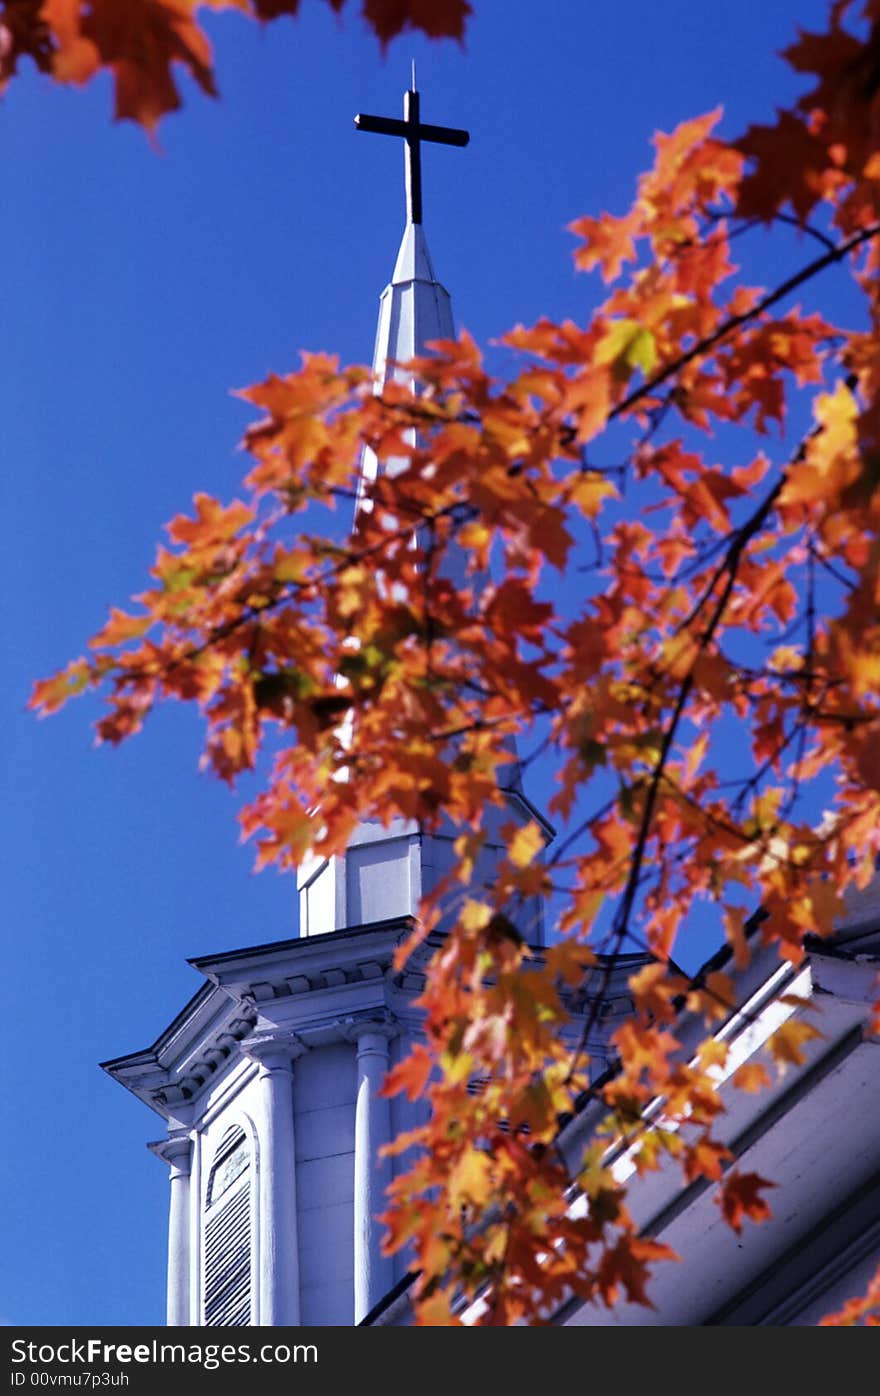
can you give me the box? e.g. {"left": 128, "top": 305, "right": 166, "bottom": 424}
{"left": 2, "top": 0, "right": 834, "bottom": 1325}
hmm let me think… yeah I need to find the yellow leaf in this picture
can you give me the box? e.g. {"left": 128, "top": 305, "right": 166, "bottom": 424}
{"left": 457, "top": 521, "right": 492, "bottom": 551}
{"left": 509, "top": 821, "right": 544, "bottom": 868}
{"left": 780, "top": 381, "right": 858, "bottom": 507}
{"left": 273, "top": 548, "right": 308, "bottom": 584}
{"left": 440, "top": 1051, "right": 474, "bottom": 1086}
{"left": 568, "top": 472, "right": 617, "bottom": 516}
{"left": 449, "top": 1149, "right": 494, "bottom": 1207}
{"left": 461, "top": 899, "right": 492, "bottom": 933}
{"left": 596, "top": 319, "right": 657, "bottom": 380}
{"left": 697, "top": 1037, "right": 729, "bottom": 1071}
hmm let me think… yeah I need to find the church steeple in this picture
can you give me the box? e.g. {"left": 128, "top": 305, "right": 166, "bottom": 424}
{"left": 354, "top": 82, "right": 467, "bottom": 493}
{"left": 295, "top": 86, "right": 549, "bottom": 946}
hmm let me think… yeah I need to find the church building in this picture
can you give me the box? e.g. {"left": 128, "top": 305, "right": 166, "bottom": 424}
{"left": 103, "top": 86, "right": 880, "bottom": 1329}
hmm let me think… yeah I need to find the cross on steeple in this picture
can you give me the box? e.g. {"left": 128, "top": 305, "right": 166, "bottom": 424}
{"left": 354, "top": 77, "right": 469, "bottom": 226}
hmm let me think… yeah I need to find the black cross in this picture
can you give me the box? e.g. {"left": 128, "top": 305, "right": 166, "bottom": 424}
{"left": 354, "top": 81, "right": 469, "bottom": 226}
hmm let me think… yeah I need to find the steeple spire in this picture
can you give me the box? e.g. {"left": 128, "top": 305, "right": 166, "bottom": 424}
{"left": 354, "top": 82, "right": 468, "bottom": 486}
{"left": 355, "top": 80, "right": 469, "bottom": 226}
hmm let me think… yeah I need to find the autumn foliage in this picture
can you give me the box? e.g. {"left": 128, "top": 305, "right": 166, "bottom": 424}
{"left": 27, "top": 0, "right": 880, "bottom": 1326}
{"left": 0, "top": 0, "right": 471, "bottom": 129}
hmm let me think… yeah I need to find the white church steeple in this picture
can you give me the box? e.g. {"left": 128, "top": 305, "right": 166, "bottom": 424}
{"left": 354, "top": 79, "right": 464, "bottom": 495}
{"left": 297, "top": 84, "right": 549, "bottom": 946}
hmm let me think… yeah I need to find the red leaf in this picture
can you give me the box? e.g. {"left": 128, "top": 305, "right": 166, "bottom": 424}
{"left": 718, "top": 1170, "right": 775, "bottom": 1233}
{"left": 362, "top": 0, "right": 471, "bottom": 46}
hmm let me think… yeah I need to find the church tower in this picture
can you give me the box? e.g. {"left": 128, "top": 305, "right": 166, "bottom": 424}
{"left": 102, "top": 85, "right": 625, "bottom": 1329}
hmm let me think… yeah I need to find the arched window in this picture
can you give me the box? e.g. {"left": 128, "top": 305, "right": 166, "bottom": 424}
{"left": 203, "top": 1125, "right": 253, "bottom": 1326}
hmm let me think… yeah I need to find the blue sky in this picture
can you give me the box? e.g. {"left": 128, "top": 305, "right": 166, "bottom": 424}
{"left": 1, "top": 0, "right": 835, "bottom": 1325}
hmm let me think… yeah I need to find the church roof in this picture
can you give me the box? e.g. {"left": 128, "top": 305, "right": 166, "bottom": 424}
{"left": 100, "top": 917, "right": 420, "bottom": 1121}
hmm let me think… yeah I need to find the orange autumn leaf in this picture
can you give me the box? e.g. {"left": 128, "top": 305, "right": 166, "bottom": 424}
{"left": 8, "top": 0, "right": 472, "bottom": 129}
{"left": 29, "top": 656, "right": 95, "bottom": 714}
{"left": 683, "top": 1136, "right": 731, "bottom": 1183}
{"left": 380, "top": 1043, "right": 434, "bottom": 1101}
{"left": 597, "top": 1236, "right": 678, "bottom": 1309}
{"left": 732, "top": 1062, "right": 772, "bottom": 1094}
{"left": 89, "top": 607, "right": 153, "bottom": 650}
{"left": 43, "top": 0, "right": 217, "bottom": 130}
{"left": 767, "top": 1018, "right": 824, "bottom": 1071}
{"left": 627, "top": 962, "right": 687, "bottom": 1023}
{"left": 820, "top": 1267, "right": 880, "bottom": 1327}
{"left": 569, "top": 210, "right": 641, "bottom": 282}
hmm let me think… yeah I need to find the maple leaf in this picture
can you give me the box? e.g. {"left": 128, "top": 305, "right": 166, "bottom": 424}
{"left": 28, "top": 0, "right": 474, "bottom": 130}
{"left": 543, "top": 940, "right": 597, "bottom": 987}
{"left": 732, "top": 1063, "right": 772, "bottom": 1094}
{"left": 781, "top": 380, "right": 859, "bottom": 508}
{"left": 736, "top": 110, "right": 840, "bottom": 222}
{"left": 596, "top": 318, "right": 657, "bottom": 384}
{"left": 448, "top": 1149, "right": 494, "bottom": 1208}
{"left": 569, "top": 210, "right": 640, "bottom": 282}
{"left": 597, "top": 1236, "right": 678, "bottom": 1308}
{"left": 683, "top": 1136, "right": 731, "bottom": 1183}
{"left": 44, "top": 0, "right": 218, "bottom": 131}
{"left": 686, "top": 970, "right": 735, "bottom": 1024}
{"left": 717, "top": 1170, "right": 775, "bottom": 1233}
{"left": 627, "top": 963, "right": 687, "bottom": 1023}
{"left": 381, "top": 1042, "right": 434, "bottom": 1101}
{"left": 508, "top": 820, "right": 544, "bottom": 869}
{"left": 89, "top": 607, "right": 153, "bottom": 650}
{"left": 0, "top": 0, "right": 55, "bottom": 85}
{"left": 29, "top": 656, "right": 95, "bottom": 714}
{"left": 767, "top": 1018, "right": 824, "bottom": 1071}
{"left": 696, "top": 1037, "right": 728, "bottom": 1072}
{"left": 362, "top": 0, "right": 471, "bottom": 47}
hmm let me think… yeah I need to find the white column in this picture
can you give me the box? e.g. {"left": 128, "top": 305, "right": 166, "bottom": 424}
{"left": 348, "top": 1020, "right": 397, "bottom": 1322}
{"left": 243, "top": 1036, "right": 306, "bottom": 1326}
{"left": 151, "top": 1134, "right": 193, "bottom": 1327}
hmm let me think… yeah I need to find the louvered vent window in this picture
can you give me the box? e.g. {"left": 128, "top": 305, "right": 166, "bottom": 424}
{"left": 204, "top": 1126, "right": 252, "bottom": 1327}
